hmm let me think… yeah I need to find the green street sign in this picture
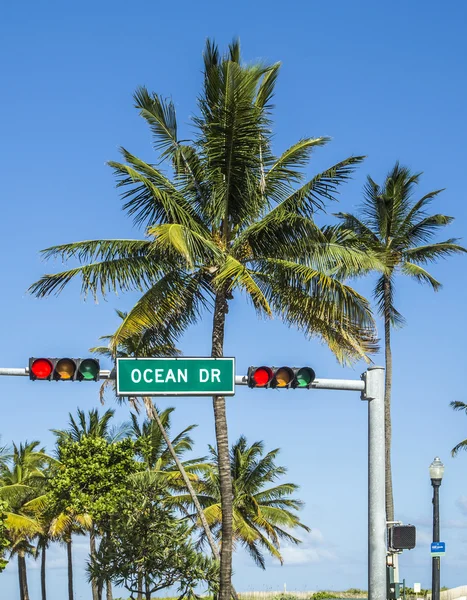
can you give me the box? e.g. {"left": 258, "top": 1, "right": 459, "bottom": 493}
{"left": 116, "top": 357, "right": 235, "bottom": 397}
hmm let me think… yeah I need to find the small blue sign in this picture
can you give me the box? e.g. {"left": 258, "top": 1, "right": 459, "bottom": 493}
{"left": 431, "top": 542, "right": 446, "bottom": 556}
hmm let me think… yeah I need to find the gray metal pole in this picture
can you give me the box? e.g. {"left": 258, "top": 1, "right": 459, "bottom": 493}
{"left": 431, "top": 480, "right": 441, "bottom": 600}
{"left": 363, "top": 366, "right": 386, "bottom": 600}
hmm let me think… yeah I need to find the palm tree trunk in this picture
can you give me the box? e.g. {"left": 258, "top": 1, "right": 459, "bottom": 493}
{"left": 106, "top": 580, "right": 112, "bottom": 600}
{"left": 67, "top": 538, "right": 74, "bottom": 600}
{"left": 19, "top": 552, "right": 30, "bottom": 600}
{"left": 143, "top": 398, "right": 221, "bottom": 558}
{"left": 41, "top": 544, "right": 47, "bottom": 600}
{"left": 18, "top": 552, "right": 25, "bottom": 600}
{"left": 383, "top": 275, "right": 394, "bottom": 523}
{"left": 211, "top": 291, "right": 233, "bottom": 600}
{"left": 90, "top": 527, "right": 100, "bottom": 600}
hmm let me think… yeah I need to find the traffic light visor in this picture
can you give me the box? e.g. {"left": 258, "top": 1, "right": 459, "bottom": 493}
{"left": 30, "top": 358, "right": 53, "bottom": 380}
{"left": 79, "top": 359, "right": 99, "bottom": 380}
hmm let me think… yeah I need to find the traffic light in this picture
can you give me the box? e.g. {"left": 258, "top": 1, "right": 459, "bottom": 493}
{"left": 247, "top": 366, "right": 316, "bottom": 389}
{"left": 389, "top": 525, "right": 416, "bottom": 550}
{"left": 29, "top": 358, "right": 100, "bottom": 382}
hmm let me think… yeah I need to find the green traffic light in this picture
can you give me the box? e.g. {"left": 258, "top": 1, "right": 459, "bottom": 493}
{"left": 296, "top": 367, "right": 315, "bottom": 387}
{"left": 79, "top": 359, "right": 99, "bottom": 380}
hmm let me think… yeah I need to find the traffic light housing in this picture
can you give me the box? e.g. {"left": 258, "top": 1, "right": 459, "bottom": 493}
{"left": 388, "top": 525, "right": 416, "bottom": 550}
{"left": 247, "top": 366, "right": 316, "bottom": 389}
{"left": 29, "top": 358, "right": 100, "bottom": 382}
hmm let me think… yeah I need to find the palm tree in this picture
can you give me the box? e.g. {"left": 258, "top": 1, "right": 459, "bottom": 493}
{"left": 336, "top": 163, "right": 467, "bottom": 522}
{"left": 131, "top": 410, "right": 197, "bottom": 470}
{"left": 0, "top": 441, "right": 51, "bottom": 600}
{"left": 29, "top": 40, "right": 380, "bottom": 599}
{"left": 91, "top": 308, "right": 179, "bottom": 408}
{"left": 173, "top": 436, "right": 309, "bottom": 568}
{"left": 51, "top": 408, "right": 131, "bottom": 448}
{"left": 450, "top": 401, "right": 467, "bottom": 455}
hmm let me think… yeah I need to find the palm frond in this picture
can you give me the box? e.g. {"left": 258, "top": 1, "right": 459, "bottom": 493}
{"left": 404, "top": 240, "right": 467, "bottom": 264}
{"left": 400, "top": 262, "right": 441, "bottom": 290}
{"left": 214, "top": 256, "right": 271, "bottom": 315}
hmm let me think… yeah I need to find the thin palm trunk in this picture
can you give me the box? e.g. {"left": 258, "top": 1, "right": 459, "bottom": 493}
{"left": 41, "top": 544, "right": 47, "bottom": 600}
{"left": 383, "top": 275, "right": 394, "bottom": 523}
{"left": 106, "top": 580, "right": 112, "bottom": 600}
{"left": 90, "top": 527, "right": 99, "bottom": 600}
{"left": 18, "top": 552, "right": 24, "bottom": 600}
{"left": 67, "top": 538, "right": 74, "bottom": 600}
{"left": 142, "top": 397, "right": 220, "bottom": 558}
{"left": 19, "top": 552, "right": 30, "bottom": 600}
{"left": 211, "top": 292, "right": 233, "bottom": 600}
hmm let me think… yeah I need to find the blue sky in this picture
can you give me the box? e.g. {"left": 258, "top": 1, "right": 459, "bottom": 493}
{"left": 1, "top": 0, "right": 467, "bottom": 598}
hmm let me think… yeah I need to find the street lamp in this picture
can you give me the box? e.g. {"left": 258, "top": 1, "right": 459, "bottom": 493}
{"left": 430, "top": 457, "right": 444, "bottom": 600}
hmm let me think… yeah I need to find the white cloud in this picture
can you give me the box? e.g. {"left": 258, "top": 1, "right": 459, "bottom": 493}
{"left": 275, "top": 529, "right": 337, "bottom": 566}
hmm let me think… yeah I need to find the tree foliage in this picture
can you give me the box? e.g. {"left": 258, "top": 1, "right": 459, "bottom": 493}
{"left": 29, "top": 40, "right": 380, "bottom": 366}
{"left": 172, "top": 435, "right": 309, "bottom": 569}
{"left": 49, "top": 436, "right": 140, "bottom": 523}
{"left": 89, "top": 479, "right": 218, "bottom": 600}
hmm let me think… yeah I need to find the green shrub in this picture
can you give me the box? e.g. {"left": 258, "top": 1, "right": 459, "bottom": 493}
{"left": 313, "top": 592, "right": 339, "bottom": 600}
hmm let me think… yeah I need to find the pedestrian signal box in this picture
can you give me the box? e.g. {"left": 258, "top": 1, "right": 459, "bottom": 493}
{"left": 389, "top": 525, "right": 416, "bottom": 550}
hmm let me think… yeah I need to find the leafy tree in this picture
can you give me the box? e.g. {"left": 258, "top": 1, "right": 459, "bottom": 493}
{"left": 89, "top": 478, "right": 218, "bottom": 600}
{"left": 50, "top": 436, "right": 140, "bottom": 600}
{"left": 336, "top": 163, "right": 467, "bottom": 521}
{"left": 174, "top": 436, "right": 309, "bottom": 568}
{"left": 29, "top": 39, "right": 379, "bottom": 599}
{"left": 52, "top": 408, "right": 132, "bottom": 600}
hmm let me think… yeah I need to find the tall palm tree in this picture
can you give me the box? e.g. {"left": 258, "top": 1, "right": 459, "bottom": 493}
{"left": 336, "top": 163, "right": 467, "bottom": 522}
{"left": 173, "top": 436, "right": 309, "bottom": 569}
{"left": 0, "top": 441, "right": 51, "bottom": 600}
{"left": 29, "top": 40, "right": 379, "bottom": 599}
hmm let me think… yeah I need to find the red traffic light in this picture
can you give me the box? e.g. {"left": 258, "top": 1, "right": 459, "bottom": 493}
{"left": 247, "top": 366, "right": 316, "bottom": 389}
{"left": 251, "top": 366, "right": 274, "bottom": 387}
{"left": 30, "top": 358, "right": 54, "bottom": 380}
{"left": 29, "top": 358, "right": 100, "bottom": 382}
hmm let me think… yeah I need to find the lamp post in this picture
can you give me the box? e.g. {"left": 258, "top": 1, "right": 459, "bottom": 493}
{"left": 430, "top": 457, "right": 444, "bottom": 600}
